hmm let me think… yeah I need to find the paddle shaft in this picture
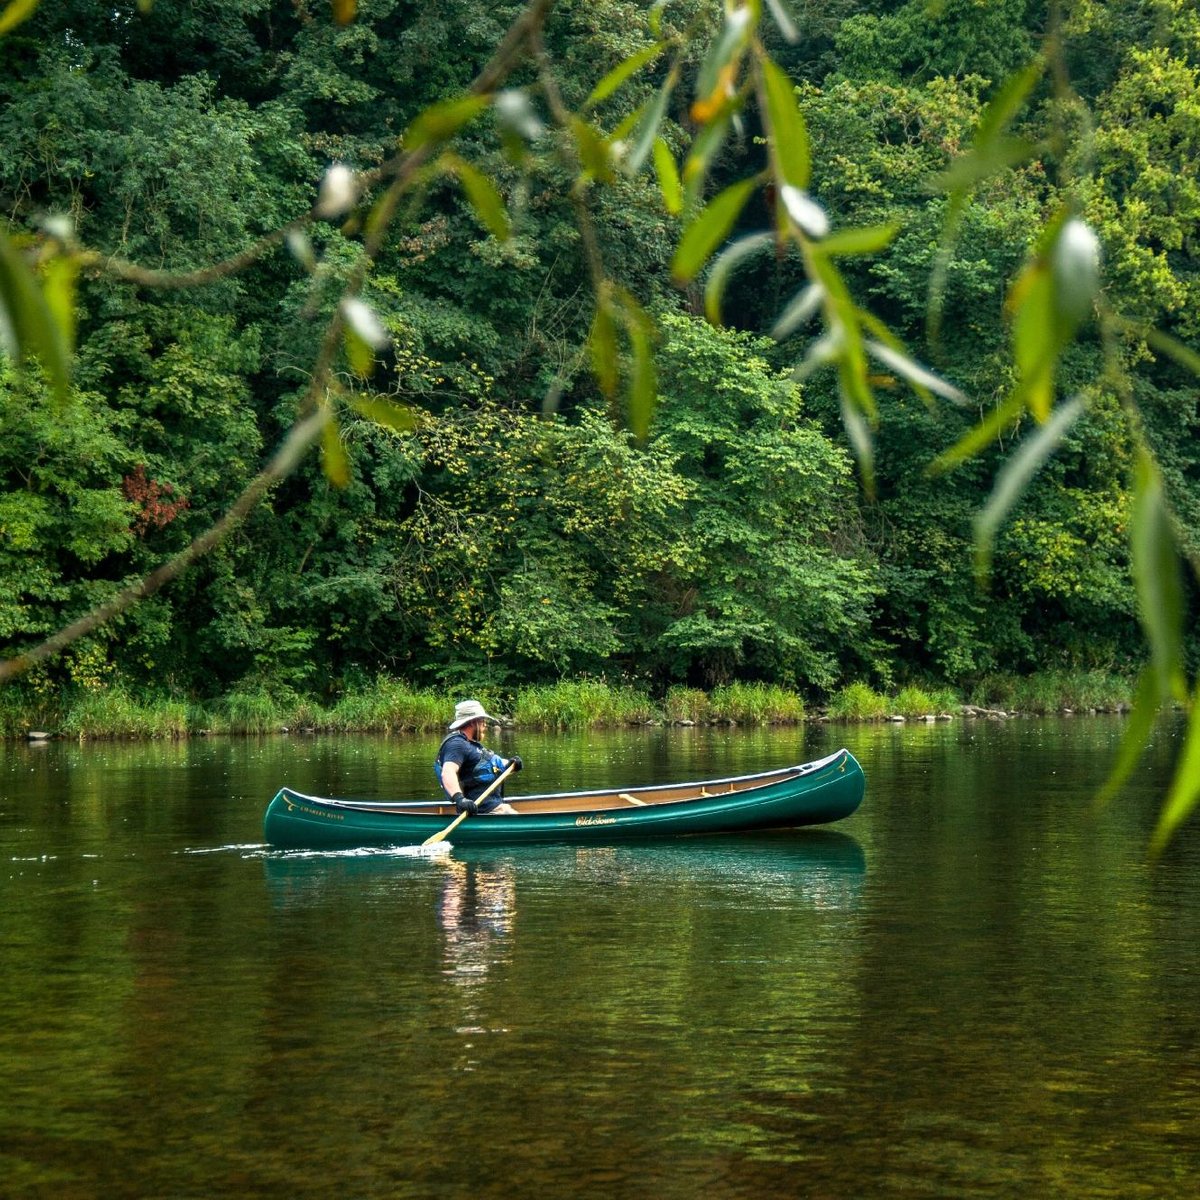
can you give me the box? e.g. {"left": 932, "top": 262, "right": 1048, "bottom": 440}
{"left": 422, "top": 762, "right": 516, "bottom": 846}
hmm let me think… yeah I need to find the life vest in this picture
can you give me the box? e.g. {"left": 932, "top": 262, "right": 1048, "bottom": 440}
{"left": 434, "top": 731, "right": 507, "bottom": 800}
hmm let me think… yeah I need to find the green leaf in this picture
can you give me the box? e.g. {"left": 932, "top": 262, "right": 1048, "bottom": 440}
{"left": 932, "top": 136, "right": 1036, "bottom": 193}
{"left": 682, "top": 106, "right": 739, "bottom": 203}
{"left": 589, "top": 294, "right": 619, "bottom": 398}
{"left": 1010, "top": 261, "right": 1059, "bottom": 422}
{"left": 930, "top": 392, "right": 1026, "bottom": 474}
{"left": 770, "top": 283, "right": 824, "bottom": 340}
{"left": 839, "top": 392, "right": 875, "bottom": 499}
{"left": 0, "top": 0, "right": 39, "bottom": 36}
{"left": 864, "top": 338, "right": 967, "bottom": 406}
{"left": 404, "top": 95, "right": 490, "bottom": 151}
{"left": 321, "top": 416, "right": 351, "bottom": 487}
{"left": 1131, "top": 452, "right": 1187, "bottom": 703}
{"left": 671, "top": 176, "right": 759, "bottom": 285}
{"left": 760, "top": 57, "right": 809, "bottom": 190}
{"left": 585, "top": 41, "right": 666, "bottom": 109}
{"left": 764, "top": 0, "right": 799, "bottom": 44}
{"left": 693, "top": 4, "right": 753, "bottom": 122}
{"left": 653, "top": 138, "right": 682, "bottom": 215}
{"left": 570, "top": 116, "right": 615, "bottom": 183}
{"left": 349, "top": 396, "right": 417, "bottom": 433}
{"left": 816, "top": 223, "right": 900, "bottom": 258}
{"left": 446, "top": 155, "right": 510, "bottom": 240}
{"left": 613, "top": 287, "right": 657, "bottom": 439}
{"left": 977, "top": 57, "right": 1045, "bottom": 146}
{"left": 973, "top": 395, "right": 1084, "bottom": 581}
{"left": 808, "top": 252, "right": 874, "bottom": 420}
{"left": 0, "top": 229, "right": 72, "bottom": 404}
{"left": 624, "top": 67, "right": 678, "bottom": 176}
{"left": 1150, "top": 682, "right": 1200, "bottom": 857}
{"left": 1141, "top": 325, "right": 1200, "bottom": 376}
{"left": 42, "top": 254, "right": 78, "bottom": 357}
{"left": 627, "top": 310, "right": 657, "bottom": 441}
{"left": 704, "top": 232, "right": 773, "bottom": 325}
{"left": 1096, "top": 667, "right": 1159, "bottom": 809}
{"left": 330, "top": 0, "right": 356, "bottom": 24}
{"left": 343, "top": 325, "right": 375, "bottom": 378}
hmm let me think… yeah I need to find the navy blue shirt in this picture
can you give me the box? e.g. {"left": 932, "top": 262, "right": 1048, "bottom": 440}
{"left": 437, "top": 731, "right": 506, "bottom": 809}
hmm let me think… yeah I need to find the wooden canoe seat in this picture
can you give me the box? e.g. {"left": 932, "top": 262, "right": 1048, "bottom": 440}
{"left": 619, "top": 792, "right": 648, "bottom": 806}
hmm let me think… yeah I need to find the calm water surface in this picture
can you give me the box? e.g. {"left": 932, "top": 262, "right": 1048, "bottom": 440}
{"left": 2, "top": 719, "right": 1199, "bottom": 1197}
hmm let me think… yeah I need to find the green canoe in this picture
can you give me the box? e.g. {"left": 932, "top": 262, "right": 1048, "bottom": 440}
{"left": 262, "top": 748, "right": 865, "bottom": 849}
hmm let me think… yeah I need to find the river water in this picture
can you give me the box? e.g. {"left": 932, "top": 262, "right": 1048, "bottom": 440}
{"left": 2, "top": 718, "right": 1198, "bottom": 1197}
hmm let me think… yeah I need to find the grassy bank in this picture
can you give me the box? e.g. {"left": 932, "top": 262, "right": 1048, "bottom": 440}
{"left": 0, "top": 670, "right": 1136, "bottom": 740}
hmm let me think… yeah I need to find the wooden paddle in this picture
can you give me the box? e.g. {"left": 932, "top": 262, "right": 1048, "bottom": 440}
{"left": 421, "top": 762, "right": 516, "bottom": 847}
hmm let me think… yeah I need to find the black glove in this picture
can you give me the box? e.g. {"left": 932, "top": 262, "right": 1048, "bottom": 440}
{"left": 452, "top": 791, "right": 478, "bottom": 815}
{"left": 508, "top": 755, "right": 523, "bottom": 773}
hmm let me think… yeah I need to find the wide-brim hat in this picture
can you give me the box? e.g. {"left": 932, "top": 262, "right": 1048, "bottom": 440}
{"left": 448, "top": 699, "right": 498, "bottom": 731}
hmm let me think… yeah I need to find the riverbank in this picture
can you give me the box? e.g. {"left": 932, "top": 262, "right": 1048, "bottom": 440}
{"left": 0, "top": 671, "right": 1136, "bottom": 741}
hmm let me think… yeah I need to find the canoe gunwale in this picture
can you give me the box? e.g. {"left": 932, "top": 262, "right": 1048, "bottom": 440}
{"left": 281, "top": 748, "right": 846, "bottom": 817}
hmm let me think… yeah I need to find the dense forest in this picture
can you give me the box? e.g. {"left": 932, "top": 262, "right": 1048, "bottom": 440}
{"left": 1, "top": 0, "right": 1198, "bottom": 724}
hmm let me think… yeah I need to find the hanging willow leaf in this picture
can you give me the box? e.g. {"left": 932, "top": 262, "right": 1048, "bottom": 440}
{"left": 771, "top": 283, "right": 824, "bottom": 340}
{"left": 1150, "top": 686, "right": 1200, "bottom": 856}
{"left": 671, "top": 176, "right": 759, "bottom": 285}
{"left": 1140, "top": 325, "right": 1200, "bottom": 375}
{"left": 973, "top": 394, "right": 1084, "bottom": 581}
{"left": 321, "top": 415, "right": 352, "bottom": 487}
{"left": 807, "top": 252, "right": 874, "bottom": 421}
{"left": 1096, "top": 667, "right": 1159, "bottom": 809}
{"left": 0, "top": 229, "right": 72, "bottom": 404}
{"left": 0, "top": 0, "right": 39, "bottom": 36}
{"left": 682, "top": 108, "right": 735, "bottom": 204}
{"left": 763, "top": 0, "right": 799, "bottom": 44}
{"left": 404, "top": 95, "right": 490, "bottom": 151}
{"left": 42, "top": 254, "right": 78, "bottom": 353}
{"left": 444, "top": 155, "right": 510, "bottom": 240}
{"left": 585, "top": 41, "right": 667, "bottom": 109}
{"left": 864, "top": 338, "right": 967, "bottom": 406}
{"left": 704, "top": 232, "right": 773, "bottom": 324}
{"left": 653, "top": 138, "right": 682, "bottom": 215}
{"left": 759, "top": 57, "right": 810, "bottom": 190}
{"left": 1131, "top": 452, "right": 1187, "bottom": 704}
{"left": 570, "top": 116, "right": 615, "bottom": 183}
{"left": 349, "top": 396, "right": 417, "bottom": 433}
{"left": 589, "top": 292, "right": 619, "bottom": 398}
{"left": 627, "top": 307, "right": 657, "bottom": 441}
{"left": 693, "top": 5, "right": 753, "bottom": 123}
{"left": 839, "top": 392, "right": 875, "bottom": 499}
{"left": 930, "top": 392, "right": 1026, "bottom": 474}
{"left": 624, "top": 67, "right": 678, "bottom": 177}
{"left": 818, "top": 223, "right": 900, "bottom": 258}
{"left": 1009, "top": 260, "right": 1059, "bottom": 422}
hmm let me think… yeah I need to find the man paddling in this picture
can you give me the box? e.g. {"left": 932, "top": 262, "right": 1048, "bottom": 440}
{"left": 435, "top": 699, "right": 523, "bottom": 816}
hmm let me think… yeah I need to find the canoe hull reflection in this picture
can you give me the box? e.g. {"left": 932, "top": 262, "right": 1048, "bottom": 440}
{"left": 262, "top": 749, "right": 865, "bottom": 849}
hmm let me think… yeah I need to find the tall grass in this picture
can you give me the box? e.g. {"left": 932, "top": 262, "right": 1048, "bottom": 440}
{"left": 60, "top": 688, "right": 189, "bottom": 739}
{"left": 328, "top": 677, "right": 445, "bottom": 732}
{"left": 210, "top": 688, "right": 285, "bottom": 735}
{"left": 893, "top": 684, "right": 960, "bottom": 717}
{"left": 663, "top": 686, "right": 711, "bottom": 723}
{"left": 827, "top": 682, "right": 960, "bottom": 720}
{"left": 512, "top": 680, "right": 656, "bottom": 728}
{"left": 969, "top": 670, "right": 1132, "bottom": 713}
{"left": 827, "top": 682, "right": 890, "bottom": 721}
{"left": 708, "top": 682, "right": 805, "bottom": 723}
